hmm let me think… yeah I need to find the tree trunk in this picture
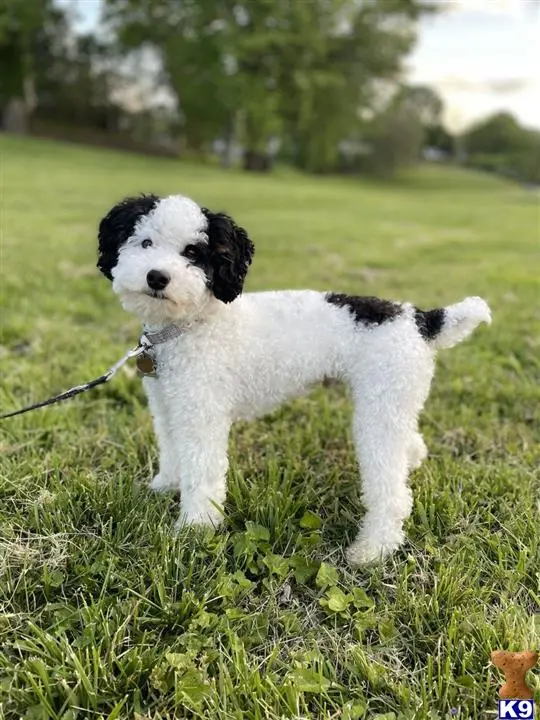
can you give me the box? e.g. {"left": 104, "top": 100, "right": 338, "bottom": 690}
{"left": 0, "top": 31, "right": 34, "bottom": 135}
{"left": 221, "top": 112, "right": 238, "bottom": 169}
{"left": 2, "top": 98, "right": 28, "bottom": 134}
{"left": 243, "top": 150, "right": 271, "bottom": 172}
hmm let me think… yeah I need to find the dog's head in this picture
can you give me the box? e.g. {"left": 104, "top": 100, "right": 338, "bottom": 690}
{"left": 97, "top": 194, "right": 254, "bottom": 325}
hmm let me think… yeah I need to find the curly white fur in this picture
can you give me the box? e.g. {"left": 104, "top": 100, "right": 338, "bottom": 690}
{"left": 103, "top": 194, "right": 491, "bottom": 565}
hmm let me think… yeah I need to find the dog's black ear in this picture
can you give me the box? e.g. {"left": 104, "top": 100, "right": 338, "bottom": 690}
{"left": 202, "top": 210, "right": 255, "bottom": 303}
{"left": 97, "top": 194, "right": 159, "bottom": 280}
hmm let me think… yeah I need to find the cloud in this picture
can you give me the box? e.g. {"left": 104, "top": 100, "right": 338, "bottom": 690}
{"left": 444, "top": 0, "right": 531, "bottom": 18}
{"left": 434, "top": 76, "right": 531, "bottom": 95}
{"left": 408, "top": 1, "right": 540, "bottom": 131}
{"left": 485, "top": 78, "right": 532, "bottom": 94}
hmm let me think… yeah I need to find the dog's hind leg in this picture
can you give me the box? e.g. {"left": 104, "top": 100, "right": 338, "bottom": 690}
{"left": 345, "top": 347, "right": 432, "bottom": 565}
{"left": 346, "top": 404, "right": 413, "bottom": 565}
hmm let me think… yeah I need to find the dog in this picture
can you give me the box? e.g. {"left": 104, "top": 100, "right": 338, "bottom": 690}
{"left": 97, "top": 193, "right": 491, "bottom": 564}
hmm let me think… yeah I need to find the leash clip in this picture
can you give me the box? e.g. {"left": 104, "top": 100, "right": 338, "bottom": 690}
{"left": 135, "top": 334, "right": 157, "bottom": 378}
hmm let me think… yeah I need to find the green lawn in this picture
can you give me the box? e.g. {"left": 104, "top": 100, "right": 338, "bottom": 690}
{"left": 0, "top": 134, "right": 538, "bottom": 720}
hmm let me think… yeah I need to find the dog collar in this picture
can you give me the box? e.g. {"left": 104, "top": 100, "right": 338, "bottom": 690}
{"left": 137, "top": 324, "right": 186, "bottom": 377}
{"left": 141, "top": 324, "right": 186, "bottom": 346}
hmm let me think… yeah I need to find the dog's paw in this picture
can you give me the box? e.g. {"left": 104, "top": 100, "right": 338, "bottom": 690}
{"left": 174, "top": 504, "right": 224, "bottom": 531}
{"left": 407, "top": 433, "right": 428, "bottom": 471}
{"left": 346, "top": 538, "right": 396, "bottom": 566}
{"left": 346, "top": 525, "right": 404, "bottom": 566}
{"left": 149, "top": 472, "right": 179, "bottom": 492}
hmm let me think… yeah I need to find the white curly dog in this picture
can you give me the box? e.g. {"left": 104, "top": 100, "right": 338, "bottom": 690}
{"left": 97, "top": 194, "right": 491, "bottom": 565}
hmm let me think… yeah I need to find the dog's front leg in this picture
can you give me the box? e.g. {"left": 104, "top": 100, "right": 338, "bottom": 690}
{"left": 170, "top": 415, "right": 231, "bottom": 529}
{"left": 144, "top": 379, "right": 179, "bottom": 491}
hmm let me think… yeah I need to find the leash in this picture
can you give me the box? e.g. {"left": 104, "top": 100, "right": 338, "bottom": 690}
{"left": 0, "top": 325, "right": 185, "bottom": 420}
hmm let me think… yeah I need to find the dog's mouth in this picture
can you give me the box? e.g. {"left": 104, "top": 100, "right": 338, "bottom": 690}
{"left": 145, "top": 289, "right": 167, "bottom": 300}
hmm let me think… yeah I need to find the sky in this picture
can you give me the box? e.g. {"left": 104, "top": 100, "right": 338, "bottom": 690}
{"left": 58, "top": 0, "right": 540, "bottom": 132}
{"left": 407, "top": 0, "right": 540, "bottom": 132}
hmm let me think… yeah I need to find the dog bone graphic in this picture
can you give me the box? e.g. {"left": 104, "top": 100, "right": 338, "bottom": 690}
{"left": 491, "top": 649, "right": 538, "bottom": 700}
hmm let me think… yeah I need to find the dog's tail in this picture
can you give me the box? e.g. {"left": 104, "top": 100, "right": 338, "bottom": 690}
{"left": 415, "top": 296, "right": 491, "bottom": 350}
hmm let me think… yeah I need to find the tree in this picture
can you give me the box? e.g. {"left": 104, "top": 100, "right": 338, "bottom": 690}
{"left": 425, "top": 123, "right": 454, "bottom": 154}
{"left": 393, "top": 84, "right": 454, "bottom": 157}
{"left": 464, "top": 112, "right": 540, "bottom": 184}
{"left": 34, "top": 32, "right": 118, "bottom": 131}
{"left": 104, "top": 0, "right": 439, "bottom": 171}
{"left": 0, "top": 0, "right": 67, "bottom": 132}
{"left": 398, "top": 85, "right": 443, "bottom": 127}
{"left": 104, "top": 0, "right": 235, "bottom": 153}
{"left": 464, "top": 112, "right": 524, "bottom": 156}
{"left": 365, "top": 91, "right": 425, "bottom": 176}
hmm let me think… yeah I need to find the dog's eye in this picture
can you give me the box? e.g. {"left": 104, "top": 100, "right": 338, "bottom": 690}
{"left": 141, "top": 238, "right": 152, "bottom": 249}
{"left": 183, "top": 245, "right": 198, "bottom": 261}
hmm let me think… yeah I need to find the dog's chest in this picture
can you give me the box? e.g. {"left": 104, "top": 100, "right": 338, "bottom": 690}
{"left": 148, "top": 338, "right": 193, "bottom": 378}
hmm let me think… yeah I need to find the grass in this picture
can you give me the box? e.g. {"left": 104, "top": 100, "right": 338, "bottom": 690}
{"left": 0, "top": 134, "right": 538, "bottom": 720}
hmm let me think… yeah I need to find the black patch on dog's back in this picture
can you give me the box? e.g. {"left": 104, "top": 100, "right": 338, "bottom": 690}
{"left": 325, "top": 293, "right": 402, "bottom": 326}
{"left": 414, "top": 307, "right": 445, "bottom": 340}
{"left": 97, "top": 194, "right": 160, "bottom": 280}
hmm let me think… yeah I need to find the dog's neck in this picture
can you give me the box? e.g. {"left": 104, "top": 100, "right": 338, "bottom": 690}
{"left": 142, "top": 296, "right": 226, "bottom": 335}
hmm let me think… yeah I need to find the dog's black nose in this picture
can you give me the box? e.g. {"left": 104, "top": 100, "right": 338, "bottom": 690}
{"left": 147, "top": 269, "right": 170, "bottom": 291}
